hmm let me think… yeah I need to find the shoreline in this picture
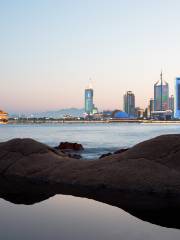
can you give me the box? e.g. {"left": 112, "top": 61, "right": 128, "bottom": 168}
{"left": 5, "top": 119, "right": 180, "bottom": 124}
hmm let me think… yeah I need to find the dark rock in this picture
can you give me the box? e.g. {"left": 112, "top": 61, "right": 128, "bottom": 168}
{"left": 57, "top": 142, "right": 84, "bottom": 151}
{"left": 114, "top": 148, "right": 129, "bottom": 154}
{"left": 54, "top": 148, "right": 82, "bottom": 159}
{"left": 68, "top": 153, "right": 82, "bottom": 159}
{"left": 1, "top": 135, "right": 180, "bottom": 196}
{"left": 99, "top": 152, "right": 112, "bottom": 159}
{"left": 2, "top": 136, "right": 180, "bottom": 229}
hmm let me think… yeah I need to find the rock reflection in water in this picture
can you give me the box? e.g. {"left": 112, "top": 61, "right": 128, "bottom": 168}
{"left": 1, "top": 177, "right": 180, "bottom": 231}
{"left": 1, "top": 194, "right": 180, "bottom": 240}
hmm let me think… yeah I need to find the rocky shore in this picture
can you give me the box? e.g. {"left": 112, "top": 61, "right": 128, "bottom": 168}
{"left": 1, "top": 134, "right": 180, "bottom": 194}
{"left": 1, "top": 134, "right": 180, "bottom": 228}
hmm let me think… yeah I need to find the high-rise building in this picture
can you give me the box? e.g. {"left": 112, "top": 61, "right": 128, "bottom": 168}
{"left": 175, "top": 77, "right": 180, "bottom": 118}
{"left": 154, "top": 72, "right": 169, "bottom": 111}
{"left": 169, "top": 95, "right": 174, "bottom": 114}
{"left": 123, "top": 91, "right": 135, "bottom": 116}
{"left": 149, "top": 98, "right": 154, "bottom": 118}
{"left": 144, "top": 106, "right": 151, "bottom": 119}
{"left": 150, "top": 98, "right": 154, "bottom": 112}
{"left": 85, "top": 84, "right": 94, "bottom": 115}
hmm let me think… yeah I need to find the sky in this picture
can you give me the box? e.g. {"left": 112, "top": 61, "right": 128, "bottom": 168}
{"left": 0, "top": 0, "right": 180, "bottom": 113}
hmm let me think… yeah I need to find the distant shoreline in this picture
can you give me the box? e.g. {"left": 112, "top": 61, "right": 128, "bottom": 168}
{"left": 4, "top": 119, "right": 180, "bottom": 124}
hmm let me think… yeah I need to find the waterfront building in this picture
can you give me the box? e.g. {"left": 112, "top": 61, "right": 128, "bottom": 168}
{"left": 92, "top": 113, "right": 103, "bottom": 120}
{"left": 151, "top": 110, "right": 173, "bottom": 120}
{"left": 149, "top": 98, "right": 154, "bottom": 118}
{"left": 150, "top": 98, "right": 154, "bottom": 112}
{"left": 169, "top": 95, "right": 174, "bottom": 115}
{"left": 123, "top": 91, "right": 135, "bottom": 116}
{"left": 135, "top": 107, "right": 144, "bottom": 119}
{"left": 85, "top": 84, "right": 94, "bottom": 115}
{"left": 102, "top": 110, "right": 112, "bottom": 119}
{"left": 92, "top": 105, "right": 98, "bottom": 115}
{"left": 0, "top": 110, "right": 8, "bottom": 123}
{"left": 154, "top": 72, "right": 169, "bottom": 111}
{"left": 111, "top": 110, "right": 129, "bottom": 119}
{"left": 175, "top": 77, "right": 180, "bottom": 118}
{"left": 145, "top": 106, "right": 151, "bottom": 119}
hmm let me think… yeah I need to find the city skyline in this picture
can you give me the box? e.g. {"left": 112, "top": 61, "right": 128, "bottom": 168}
{"left": 1, "top": 0, "right": 180, "bottom": 112}
{"left": 3, "top": 71, "right": 177, "bottom": 114}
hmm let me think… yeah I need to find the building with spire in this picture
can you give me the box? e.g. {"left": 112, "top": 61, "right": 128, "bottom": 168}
{"left": 154, "top": 71, "right": 169, "bottom": 111}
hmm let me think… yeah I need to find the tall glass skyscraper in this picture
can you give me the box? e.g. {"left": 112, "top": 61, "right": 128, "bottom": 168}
{"left": 85, "top": 86, "right": 93, "bottom": 115}
{"left": 154, "top": 72, "right": 169, "bottom": 111}
{"left": 123, "top": 91, "right": 135, "bottom": 116}
{"left": 175, "top": 77, "right": 180, "bottom": 118}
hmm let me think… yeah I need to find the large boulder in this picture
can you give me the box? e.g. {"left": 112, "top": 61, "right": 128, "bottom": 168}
{"left": 56, "top": 142, "right": 84, "bottom": 151}
{"left": 1, "top": 135, "right": 180, "bottom": 195}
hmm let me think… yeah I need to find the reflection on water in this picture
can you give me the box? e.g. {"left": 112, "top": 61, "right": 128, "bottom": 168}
{"left": 0, "top": 194, "right": 180, "bottom": 240}
{"left": 1, "top": 123, "right": 180, "bottom": 239}
{"left": 1, "top": 123, "right": 180, "bottom": 158}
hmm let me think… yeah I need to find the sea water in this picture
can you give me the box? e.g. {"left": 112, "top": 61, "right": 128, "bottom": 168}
{"left": 1, "top": 122, "right": 180, "bottom": 159}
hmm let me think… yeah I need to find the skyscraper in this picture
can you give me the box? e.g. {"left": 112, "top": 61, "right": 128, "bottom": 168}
{"left": 150, "top": 98, "right": 154, "bottom": 112}
{"left": 149, "top": 98, "right": 154, "bottom": 118}
{"left": 169, "top": 95, "right": 174, "bottom": 114}
{"left": 154, "top": 72, "right": 169, "bottom": 111}
{"left": 85, "top": 84, "right": 93, "bottom": 115}
{"left": 123, "top": 91, "right": 135, "bottom": 116}
{"left": 175, "top": 77, "right": 180, "bottom": 118}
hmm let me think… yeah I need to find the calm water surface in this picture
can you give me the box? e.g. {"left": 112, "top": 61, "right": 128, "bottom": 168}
{"left": 1, "top": 123, "right": 180, "bottom": 239}
{"left": 1, "top": 122, "right": 180, "bottom": 158}
{"left": 0, "top": 195, "right": 180, "bottom": 240}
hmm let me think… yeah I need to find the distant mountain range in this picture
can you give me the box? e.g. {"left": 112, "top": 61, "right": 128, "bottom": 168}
{"left": 9, "top": 108, "right": 85, "bottom": 118}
